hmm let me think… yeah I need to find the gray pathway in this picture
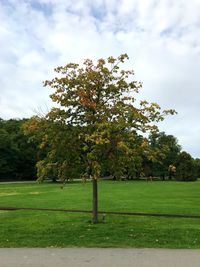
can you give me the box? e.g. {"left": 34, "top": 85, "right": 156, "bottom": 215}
{"left": 1, "top": 248, "right": 200, "bottom": 267}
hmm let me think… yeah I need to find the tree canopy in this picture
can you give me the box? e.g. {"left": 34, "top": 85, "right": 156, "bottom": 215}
{"left": 39, "top": 54, "right": 176, "bottom": 178}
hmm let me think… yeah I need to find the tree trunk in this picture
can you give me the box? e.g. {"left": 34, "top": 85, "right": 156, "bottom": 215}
{"left": 92, "top": 178, "right": 98, "bottom": 224}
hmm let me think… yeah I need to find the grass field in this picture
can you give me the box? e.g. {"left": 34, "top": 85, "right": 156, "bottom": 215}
{"left": 0, "top": 180, "right": 200, "bottom": 248}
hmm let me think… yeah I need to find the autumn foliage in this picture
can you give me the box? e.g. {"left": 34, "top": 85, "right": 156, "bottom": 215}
{"left": 24, "top": 54, "right": 178, "bottom": 223}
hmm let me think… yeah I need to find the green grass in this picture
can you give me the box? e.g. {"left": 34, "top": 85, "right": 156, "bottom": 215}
{"left": 1, "top": 180, "right": 200, "bottom": 248}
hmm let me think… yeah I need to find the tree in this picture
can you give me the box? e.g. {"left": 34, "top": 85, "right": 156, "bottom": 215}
{"left": 175, "top": 151, "right": 196, "bottom": 181}
{"left": 193, "top": 158, "right": 200, "bottom": 179}
{"left": 0, "top": 118, "right": 38, "bottom": 181}
{"left": 0, "top": 127, "right": 18, "bottom": 178}
{"left": 29, "top": 54, "right": 175, "bottom": 223}
{"left": 144, "top": 132, "right": 181, "bottom": 180}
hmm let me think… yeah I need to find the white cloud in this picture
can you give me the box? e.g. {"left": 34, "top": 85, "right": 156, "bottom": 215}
{"left": 0, "top": 0, "right": 200, "bottom": 157}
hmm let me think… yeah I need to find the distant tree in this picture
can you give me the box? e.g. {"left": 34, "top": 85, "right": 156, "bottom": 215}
{"left": 193, "top": 158, "right": 200, "bottom": 179}
{"left": 0, "top": 118, "right": 38, "bottom": 180}
{"left": 144, "top": 132, "right": 181, "bottom": 180}
{"left": 0, "top": 127, "right": 18, "bottom": 178}
{"left": 168, "top": 164, "right": 176, "bottom": 180}
{"left": 175, "top": 151, "right": 196, "bottom": 181}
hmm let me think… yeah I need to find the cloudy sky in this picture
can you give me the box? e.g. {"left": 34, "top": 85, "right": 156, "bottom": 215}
{"left": 0, "top": 0, "right": 200, "bottom": 157}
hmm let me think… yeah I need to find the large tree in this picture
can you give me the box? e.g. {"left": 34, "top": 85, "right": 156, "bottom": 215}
{"left": 29, "top": 54, "right": 175, "bottom": 223}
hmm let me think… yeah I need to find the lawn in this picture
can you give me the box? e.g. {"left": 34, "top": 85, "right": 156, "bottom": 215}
{"left": 0, "top": 180, "right": 200, "bottom": 248}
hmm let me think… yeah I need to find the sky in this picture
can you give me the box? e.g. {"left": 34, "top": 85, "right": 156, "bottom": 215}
{"left": 0, "top": 0, "right": 200, "bottom": 157}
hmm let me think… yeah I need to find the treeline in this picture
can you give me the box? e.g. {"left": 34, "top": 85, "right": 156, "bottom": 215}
{"left": 0, "top": 117, "right": 199, "bottom": 182}
{"left": 0, "top": 118, "right": 38, "bottom": 181}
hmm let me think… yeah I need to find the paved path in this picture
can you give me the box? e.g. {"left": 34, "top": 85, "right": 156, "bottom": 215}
{"left": 1, "top": 248, "right": 200, "bottom": 267}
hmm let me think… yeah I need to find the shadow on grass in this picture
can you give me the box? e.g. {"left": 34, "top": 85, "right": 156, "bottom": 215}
{"left": 1, "top": 206, "right": 200, "bottom": 220}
